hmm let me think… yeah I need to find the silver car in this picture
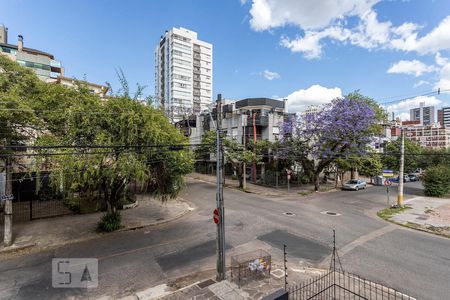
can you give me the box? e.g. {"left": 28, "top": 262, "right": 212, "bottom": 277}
{"left": 342, "top": 179, "right": 367, "bottom": 191}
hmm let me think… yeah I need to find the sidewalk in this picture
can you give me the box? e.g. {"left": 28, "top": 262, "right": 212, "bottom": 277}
{"left": 113, "top": 264, "right": 323, "bottom": 300}
{"left": 0, "top": 194, "right": 193, "bottom": 258}
{"left": 390, "top": 196, "right": 450, "bottom": 237}
{"left": 188, "top": 173, "right": 338, "bottom": 197}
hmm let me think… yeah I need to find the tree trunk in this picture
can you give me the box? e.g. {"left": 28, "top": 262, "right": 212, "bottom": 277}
{"left": 313, "top": 173, "right": 320, "bottom": 191}
{"left": 350, "top": 168, "right": 356, "bottom": 180}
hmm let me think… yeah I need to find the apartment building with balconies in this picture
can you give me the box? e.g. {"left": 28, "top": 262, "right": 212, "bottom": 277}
{"left": 0, "top": 25, "right": 64, "bottom": 82}
{"left": 155, "top": 27, "right": 213, "bottom": 123}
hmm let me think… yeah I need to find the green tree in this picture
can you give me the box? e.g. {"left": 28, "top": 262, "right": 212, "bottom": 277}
{"left": 382, "top": 139, "right": 422, "bottom": 173}
{"left": 423, "top": 165, "right": 450, "bottom": 197}
{"left": 0, "top": 55, "right": 40, "bottom": 149}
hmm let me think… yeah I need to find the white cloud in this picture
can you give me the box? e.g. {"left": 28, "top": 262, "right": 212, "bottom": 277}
{"left": 384, "top": 95, "right": 442, "bottom": 121}
{"left": 387, "top": 60, "right": 437, "bottom": 77}
{"left": 249, "top": 0, "right": 379, "bottom": 31}
{"left": 435, "top": 52, "right": 449, "bottom": 67}
{"left": 240, "top": 0, "right": 248, "bottom": 5}
{"left": 390, "top": 16, "right": 450, "bottom": 54}
{"left": 280, "top": 26, "right": 350, "bottom": 59}
{"left": 246, "top": 1, "right": 450, "bottom": 59}
{"left": 262, "top": 69, "right": 280, "bottom": 80}
{"left": 286, "top": 84, "right": 342, "bottom": 112}
{"left": 413, "top": 80, "right": 431, "bottom": 88}
{"left": 435, "top": 61, "right": 450, "bottom": 90}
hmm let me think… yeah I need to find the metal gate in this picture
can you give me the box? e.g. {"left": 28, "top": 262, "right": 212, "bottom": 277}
{"left": 287, "top": 270, "right": 415, "bottom": 300}
{"left": 0, "top": 172, "right": 73, "bottom": 223}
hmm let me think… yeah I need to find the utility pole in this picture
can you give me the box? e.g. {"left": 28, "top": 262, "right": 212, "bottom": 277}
{"left": 397, "top": 128, "right": 405, "bottom": 207}
{"left": 242, "top": 116, "right": 247, "bottom": 190}
{"left": 252, "top": 112, "right": 257, "bottom": 183}
{"left": 215, "top": 94, "right": 226, "bottom": 281}
{"left": 4, "top": 154, "right": 13, "bottom": 246}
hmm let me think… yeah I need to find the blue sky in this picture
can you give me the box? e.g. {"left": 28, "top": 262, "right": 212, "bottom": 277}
{"left": 1, "top": 0, "right": 450, "bottom": 118}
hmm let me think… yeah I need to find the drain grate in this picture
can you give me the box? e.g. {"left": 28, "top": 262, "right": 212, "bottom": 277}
{"left": 321, "top": 211, "right": 341, "bottom": 216}
{"left": 283, "top": 212, "right": 296, "bottom": 216}
{"left": 197, "top": 279, "right": 216, "bottom": 289}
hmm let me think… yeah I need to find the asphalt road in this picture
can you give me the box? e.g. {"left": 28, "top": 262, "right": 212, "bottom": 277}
{"left": 0, "top": 179, "right": 449, "bottom": 300}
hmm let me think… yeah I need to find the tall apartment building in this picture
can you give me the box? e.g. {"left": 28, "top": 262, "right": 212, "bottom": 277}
{"left": 409, "top": 102, "right": 435, "bottom": 125}
{"left": 437, "top": 107, "right": 450, "bottom": 128}
{"left": 0, "top": 25, "right": 64, "bottom": 82}
{"left": 155, "top": 27, "right": 213, "bottom": 122}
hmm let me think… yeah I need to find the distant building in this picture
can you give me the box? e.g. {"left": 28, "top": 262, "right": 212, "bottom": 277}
{"left": 155, "top": 27, "right": 213, "bottom": 123}
{"left": 405, "top": 125, "right": 450, "bottom": 149}
{"left": 0, "top": 24, "right": 108, "bottom": 98}
{"left": 437, "top": 107, "right": 450, "bottom": 128}
{"left": 0, "top": 25, "right": 64, "bottom": 82}
{"left": 409, "top": 102, "right": 435, "bottom": 126}
{"left": 185, "top": 98, "right": 291, "bottom": 146}
{"left": 300, "top": 105, "right": 321, "bottom": 117}
{"left": 56, "top": 76, "right": 109, "bottom": 98}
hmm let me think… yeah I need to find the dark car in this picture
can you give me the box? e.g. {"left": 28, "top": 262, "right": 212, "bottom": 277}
{"left": 388, "top": 177, "right": 399, "bottom": 183}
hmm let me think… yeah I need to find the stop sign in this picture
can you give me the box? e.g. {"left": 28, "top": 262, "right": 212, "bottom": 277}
{"left": 213, "top": 208, "right": 220, "bottom": 224}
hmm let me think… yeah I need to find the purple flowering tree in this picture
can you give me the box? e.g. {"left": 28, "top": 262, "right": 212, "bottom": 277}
{"left": 280, "top": 94, "right": 378, "bottom": 191}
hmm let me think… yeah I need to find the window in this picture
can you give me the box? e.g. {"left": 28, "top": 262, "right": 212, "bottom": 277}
{"left": 172, "top": 41, "right": 191, "bottom": 52}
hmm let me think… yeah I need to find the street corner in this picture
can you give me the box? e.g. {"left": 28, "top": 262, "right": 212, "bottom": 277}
{"left": 379, "top": 196, "right": 450, "bottom": 238}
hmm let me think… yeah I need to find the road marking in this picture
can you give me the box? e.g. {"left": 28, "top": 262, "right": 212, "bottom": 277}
{"left": 319, "top": 224, "right": 396, "bottom": 268}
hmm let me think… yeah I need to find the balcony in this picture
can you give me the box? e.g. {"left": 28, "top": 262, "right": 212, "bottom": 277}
{"left": 246, "top": 115, "right": 269, "bottom": 127}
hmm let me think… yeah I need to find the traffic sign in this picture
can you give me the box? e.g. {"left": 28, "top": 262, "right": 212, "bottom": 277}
{"left": 213, "top": 208, "right": 220, "bottom": 225}
{"left": 382, "top": 169, "right": 394, "bottom": 177}
{"left": 0, "top": 194, "right": 13, "bottom": 202}
{"left": 384, "top": 180, "right": 392, "bottom": 186}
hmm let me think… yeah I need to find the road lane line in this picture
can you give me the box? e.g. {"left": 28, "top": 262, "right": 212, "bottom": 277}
{"left": 319, "top": 224, "right": 397, "bottom": 268}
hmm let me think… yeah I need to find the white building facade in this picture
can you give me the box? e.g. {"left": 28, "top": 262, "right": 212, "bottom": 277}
{"left": 155, "top": 27, "right": 213, "bottom": 123}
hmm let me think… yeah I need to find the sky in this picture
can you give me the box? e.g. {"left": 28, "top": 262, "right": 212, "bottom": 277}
{"left": 1, "top": 0, "right": 450, "bottom": 120}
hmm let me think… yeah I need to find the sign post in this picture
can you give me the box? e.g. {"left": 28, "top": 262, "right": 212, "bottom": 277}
{"left": 286, "top": 169, "right": 292, "bottom": 192}
{"left": 382, "top": 170, "right": 394, "bottom": 207}
{"left": 213, "top": 208, "right": 220, "bottom": 225}
{"left": 384, "top": 180, "right": 391, "bottom": 206}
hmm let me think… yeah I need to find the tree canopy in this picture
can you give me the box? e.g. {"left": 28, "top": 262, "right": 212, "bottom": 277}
{"left": 1, "top": 57, "right": 193, "bottom": 215}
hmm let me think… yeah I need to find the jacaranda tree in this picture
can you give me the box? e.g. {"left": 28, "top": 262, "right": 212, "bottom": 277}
{"left": 280, "top": 92, "right": 379, "bottom": 191}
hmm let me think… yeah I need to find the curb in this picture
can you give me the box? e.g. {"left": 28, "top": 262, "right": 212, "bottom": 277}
{"left": 0, "top": 198, "right": 194, "bottom": 258}
{"left": 0, "top": 242, "right": 37, "bottom": 254}
{"left": 118, "top": 198, "right": 194, "bottom": 233}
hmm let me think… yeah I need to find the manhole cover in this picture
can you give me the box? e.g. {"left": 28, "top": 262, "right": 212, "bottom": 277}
{"left": 321, "top": 211, "right": 341, "bottom": 216}
{"left": 283, "top": 212, "right": 295, "bottom": 216}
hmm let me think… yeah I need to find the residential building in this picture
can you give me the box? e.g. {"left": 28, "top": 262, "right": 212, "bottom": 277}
{"left": 300, "top": 105, "right": 321, "bottom": 117}
{"left": 155, "top": 27, "right": 213, "bottom": 122}
{"left": 437, "top": 108, "right": 443, "bottom": 126}
{"left": 409, "top": 102, "right": 435, "bottom": 126}
{"left": 184, "top": 98, "right": 291, "bottom": 145}
{"left": 56, "top": 76, "right": 109, "bottom": 98}
{"left": 0, "top": 26, "right": 64, "bottom": 82}
{"left": 390, "top": 122, "right": 450, "bottom": 149}
{"left": 0, "top": 25, "right": 108, "bottom": 98}
{"left": 437, "top": 107, "right": 450, "bottom": 128}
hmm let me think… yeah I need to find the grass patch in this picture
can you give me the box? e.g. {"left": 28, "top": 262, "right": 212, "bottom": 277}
{"left": 377, "top": 206, "right": 411, "bottom": 220}
{"left": 298, "top": 190, "right": 314, "bottom": 196}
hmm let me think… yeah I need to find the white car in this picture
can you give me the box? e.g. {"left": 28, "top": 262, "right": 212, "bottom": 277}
{"left": 342, "top": 180, "right": 367, "bottom": 191}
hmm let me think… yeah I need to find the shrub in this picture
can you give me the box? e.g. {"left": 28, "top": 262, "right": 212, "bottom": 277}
{"left": 97, "top": 211, "right": 122, "bottom": 232}
{"left": 423, "top": 165, "right": 450, "bottom": 197}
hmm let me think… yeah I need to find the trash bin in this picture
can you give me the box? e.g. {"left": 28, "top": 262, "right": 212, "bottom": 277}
{"left": 374, "top": 176, "right": 384, "bottom": 186}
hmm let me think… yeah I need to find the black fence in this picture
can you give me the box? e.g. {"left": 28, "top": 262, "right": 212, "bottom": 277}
{"left": 287, "top": 270, "right": 415, "bottom": 300}
{"left": 0, "top": 173, "right": 141, "bottom": 223}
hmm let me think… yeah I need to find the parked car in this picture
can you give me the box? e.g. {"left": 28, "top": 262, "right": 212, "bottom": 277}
{"left": 403, "top": 175, "right": 410, "bottom": 182}
{"left": 408, "top": 174, "right": 419, "bottom": 182}
{"left": 388, "top": 177, "right": 399, "bottom": 183}
{"left": 342, "top": 180, "right": 367, "bottom": 191}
